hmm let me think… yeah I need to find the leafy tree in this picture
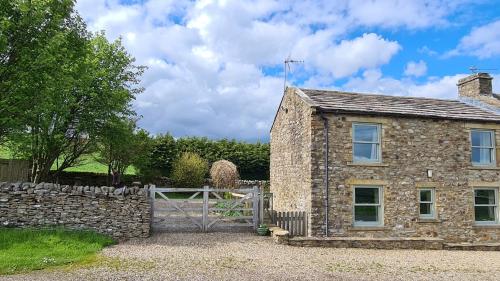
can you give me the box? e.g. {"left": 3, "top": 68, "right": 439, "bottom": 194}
{"left": 171, "top": 152, "right": 208, "bottom": 188}
{"left": 0, "top": 0, "right": 81, "bottom": 142}
{"left": 131, "top": 129, "right": 157, "bottom": 181}
{"left": 2, "top": 1, "right": 144, "bottom": 182}
{"left": 95, "top": 118, "right": 138, "bottom": 185}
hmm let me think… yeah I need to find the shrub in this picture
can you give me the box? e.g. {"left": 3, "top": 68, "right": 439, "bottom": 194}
{"left": 171, "top": 152, "right": 208, "bottom": 188}
{"left": 210, "top": 160, "right": 239, "bottom": 189}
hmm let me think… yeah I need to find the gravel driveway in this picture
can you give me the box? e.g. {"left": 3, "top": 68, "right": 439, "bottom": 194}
{"left": 3, "top": 232, "right": 500, "bottom": 281}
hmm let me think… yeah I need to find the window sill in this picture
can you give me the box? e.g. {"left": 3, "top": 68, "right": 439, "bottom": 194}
{"left": 347, "top": 162, "right": 389, "bottom": 167}
{"left": 473, "top": 224, "right": 500, "bottom": 229}
{"left": 348, "top": 226, "right": 387, "bottom": 231}
{"left": 468, "top": 166, "right": 500, "bottom": 170}
{"left": 416, "top": 218, "right": 441, "bottom": 223}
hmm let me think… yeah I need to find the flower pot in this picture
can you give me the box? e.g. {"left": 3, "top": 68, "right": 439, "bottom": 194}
{"left": 257, "top": 225, "right": 269, "bottom": 236}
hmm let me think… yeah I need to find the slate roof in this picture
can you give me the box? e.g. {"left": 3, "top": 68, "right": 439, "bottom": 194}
{"left": 299, "top": 88, "right": 500, "bottom": 122}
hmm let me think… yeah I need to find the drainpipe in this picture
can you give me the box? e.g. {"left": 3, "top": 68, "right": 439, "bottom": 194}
{"left": 319, "top": 110, "right": 329, "bottom": 237}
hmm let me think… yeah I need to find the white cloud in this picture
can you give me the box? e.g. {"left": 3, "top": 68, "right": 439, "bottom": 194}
{"left": 346, "top": 0, "right": 456, "bottom": 29}
{"left": 344, "top": 70, "right": 500, "bottom": 99}
{"left": 447, "top": 20, "right": 500, "bottom": 58}
{"left": 74, "top": 0, "right": 477, "bottom": 141}
{"left": 404, "top": 60, "right": 427, "bottom": 77}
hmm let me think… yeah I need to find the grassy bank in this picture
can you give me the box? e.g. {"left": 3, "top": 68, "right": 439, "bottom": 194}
{"left": 0, "top": 228, "right": 115, "bottom": 275}
{"left": 0, "top": 146, "right": 136, "bottom": 175}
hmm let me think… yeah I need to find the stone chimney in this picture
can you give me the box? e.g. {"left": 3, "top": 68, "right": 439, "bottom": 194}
{"left": 457, "top": 73, "right": 493, "bottom": 98}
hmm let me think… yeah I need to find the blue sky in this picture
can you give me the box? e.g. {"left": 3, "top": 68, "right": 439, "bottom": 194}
{"left": 76, "top": 0, "right": 500, "bottom": 142}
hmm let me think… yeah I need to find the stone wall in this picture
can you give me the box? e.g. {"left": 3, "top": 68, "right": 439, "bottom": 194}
{"left": 310, "top": 113, "right": 500, "bottom": 243}
{"left": 0, "top": 182, "right": 151, "bottom": 240}
{"left": 270, "top": 88, "right": 314, "bottom": 235}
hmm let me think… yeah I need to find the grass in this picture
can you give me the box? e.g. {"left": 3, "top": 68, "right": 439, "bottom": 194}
{"left": 0, "top": 228, "right": 115, "bottom": 275}
{"left": 58, "top": 153, "right": 136, "bottom": 175}
{"left": 0, "top": 145, "right": 136, "bottom": 175}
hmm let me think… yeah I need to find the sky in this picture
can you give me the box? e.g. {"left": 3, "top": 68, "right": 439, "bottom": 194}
{"left": 75, "top": 0, "right": 500, "bottom": 142}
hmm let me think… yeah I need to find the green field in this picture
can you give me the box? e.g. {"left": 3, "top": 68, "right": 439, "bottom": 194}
{"left": 58, "top": 153, "right": 136, "bottom": 175}
{"left": 0, "top": 146, "right": 136, "bottom": 175}
{"left": 0, "top": 228, "right": 115, "bottom": 275}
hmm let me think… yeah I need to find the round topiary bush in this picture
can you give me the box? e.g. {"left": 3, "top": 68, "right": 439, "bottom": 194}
{"left": 210, "top": 160, "right": 239, "bottom": 189}
{"left": 171, "top": 152, "right": 208, "bottom": 188}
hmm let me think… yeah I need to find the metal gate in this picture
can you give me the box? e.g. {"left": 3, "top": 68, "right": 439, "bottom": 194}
{"left": 151, "top": 185, "right": 262, "bottom": 232}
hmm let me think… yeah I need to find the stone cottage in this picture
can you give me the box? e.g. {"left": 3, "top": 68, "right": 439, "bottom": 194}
{"left": 270, "top": 73, "right": 500, "bottom": 242}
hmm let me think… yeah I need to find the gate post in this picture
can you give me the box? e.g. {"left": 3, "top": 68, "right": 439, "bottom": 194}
{"left": 252, "top": 186, "right": 259, "bottom": 230}
{"left": 202, "top": 185, "right": 209, "bottom": 232}
{"left": 259, "top": 185, "right": 264, "bottom": 224}
{"left": 150, "top": 185, "right": 156, "bottom": 215}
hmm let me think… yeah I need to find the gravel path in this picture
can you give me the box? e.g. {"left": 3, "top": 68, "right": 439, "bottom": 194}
{"left": 3, "top": 232, "right": 500, "bottom": 281}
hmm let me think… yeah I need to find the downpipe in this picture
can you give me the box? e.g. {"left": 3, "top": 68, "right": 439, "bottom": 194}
{"left": 319, "top": 111, "right": 329, "bottom": 237}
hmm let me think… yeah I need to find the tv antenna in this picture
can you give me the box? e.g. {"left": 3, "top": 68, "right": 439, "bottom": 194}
{"left": 469, "top": 66, "right": 497, "bottom": 73}
{"left": 284, "top": 55, "right": 304, "bottom": 92}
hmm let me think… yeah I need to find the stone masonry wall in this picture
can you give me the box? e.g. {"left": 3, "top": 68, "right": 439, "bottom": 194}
{"left": 0, "top": 182, "right": 151, "bottom": 240}
{"left": 270, "top": 88, "right": 314, "bottom": 235}
{"left": 310, "top": 113, "right": 500, "bottom": 243}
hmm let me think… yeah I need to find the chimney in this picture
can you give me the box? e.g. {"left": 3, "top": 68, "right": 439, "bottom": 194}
{"left": 458, "top": 73, "right": 493, "bottom": 98}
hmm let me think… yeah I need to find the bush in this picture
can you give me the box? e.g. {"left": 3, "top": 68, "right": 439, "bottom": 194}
{"left": 171, "top": 152, "right": 208, "bottom": 188}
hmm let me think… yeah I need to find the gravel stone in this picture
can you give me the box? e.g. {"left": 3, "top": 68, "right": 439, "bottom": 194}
{"left": 3, "top": 232, "right": 500, "bottom": 281}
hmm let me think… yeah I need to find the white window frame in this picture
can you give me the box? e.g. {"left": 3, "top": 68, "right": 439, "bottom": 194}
{"left": 352, "top": 123, "right": 382, "bottom": 163}
{"left": 474, "top": 188, "right": 499, "bottom": 225}
{"left": 418, "top": 188, "right": 435, "bottom": 219}
{"left": 471, "top": 129, "right": 496, "bottom": 166}
{"left": 353, "top": 186, "right": 383, "bottom": 227}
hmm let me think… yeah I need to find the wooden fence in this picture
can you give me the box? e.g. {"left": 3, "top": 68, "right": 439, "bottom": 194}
{"left": 0, "top": 159, "right": 30, "bottom": 182}
{"left": 272, "top": 210, "right": 307, "bottom": 237}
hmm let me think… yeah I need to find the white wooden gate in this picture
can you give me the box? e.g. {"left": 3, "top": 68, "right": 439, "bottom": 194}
{"left": 151, "top": 185, "right": 262, "bottom": 232}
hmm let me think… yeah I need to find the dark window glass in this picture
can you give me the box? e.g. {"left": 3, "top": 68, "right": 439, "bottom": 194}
{"left": 355, "top": 188, "right": 379, "bottom": 204}
{"left": 354, "top": 206, "right": 378, "bottom": 222}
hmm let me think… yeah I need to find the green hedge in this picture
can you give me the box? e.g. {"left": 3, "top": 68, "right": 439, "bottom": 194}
{"left": 147, "top": 135, "right": 269, "bottom": 180}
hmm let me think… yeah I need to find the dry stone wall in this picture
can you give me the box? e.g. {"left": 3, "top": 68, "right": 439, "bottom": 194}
{"left": 0, "top": 182, "right": 151, "bottom": 240}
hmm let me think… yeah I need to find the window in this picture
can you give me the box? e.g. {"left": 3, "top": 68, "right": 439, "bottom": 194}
{"left": 419, "top": 189, "right": 435, "bottom": 219}
{"left": 474, "top": 189, "right": 498, "bottom": 224}
{"left": 353, "top": 123, "right": 381, "bottom": 163}
{"left": 471, "top": 130, "right": 495, "bottom": 166}
{"left": 353, "top": 186, "right": 383, "bottom": 226}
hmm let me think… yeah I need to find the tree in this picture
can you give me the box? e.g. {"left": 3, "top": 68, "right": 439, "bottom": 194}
{"left": 3, "top": 1, "right": 144, "bottom": 182}
{"left": 95, "top": 118, "right": 137, "bottom": 185}
{"left": 0, "top": 0, "right": 81, "bottom": 142}
{"left": 131, "top": 129, "right": 157, "bottom": 181}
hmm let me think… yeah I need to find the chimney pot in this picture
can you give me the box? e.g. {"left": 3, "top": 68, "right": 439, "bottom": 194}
{"left": 458, "top": 73, "right": 493, "bottom": 98}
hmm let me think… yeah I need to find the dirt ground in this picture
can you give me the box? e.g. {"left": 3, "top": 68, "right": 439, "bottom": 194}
{"left": 3, "top": 232, "right": 500, "bottom": 281}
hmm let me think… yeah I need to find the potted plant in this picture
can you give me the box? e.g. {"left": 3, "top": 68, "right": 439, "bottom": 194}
{"left": 257, "top": 224, "right": 269, "bottom": 236}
